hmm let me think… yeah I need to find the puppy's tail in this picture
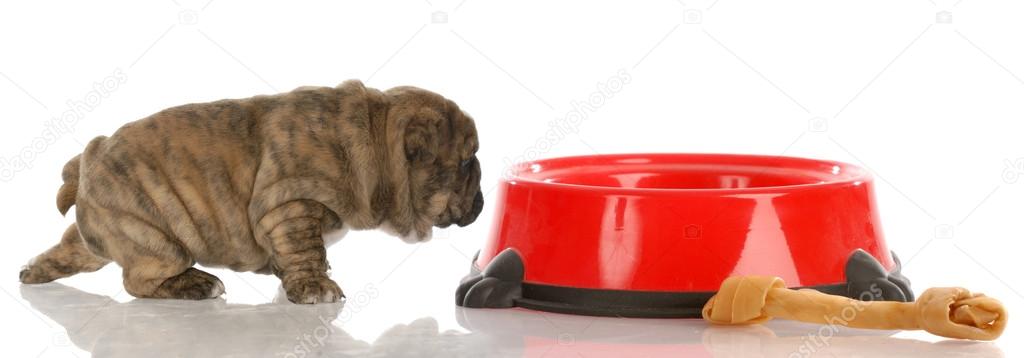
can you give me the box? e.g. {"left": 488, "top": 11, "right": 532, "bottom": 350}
{"left": 56, "top": 154, "right": 81, "bottom": 216}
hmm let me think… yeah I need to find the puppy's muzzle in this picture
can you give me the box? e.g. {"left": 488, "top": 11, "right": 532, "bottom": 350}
{"left": 457, "top": 191, "right": 484, "bottom": 227}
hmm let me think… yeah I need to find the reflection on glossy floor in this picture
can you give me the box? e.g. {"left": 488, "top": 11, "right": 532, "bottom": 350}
{"left": 18, "top": 282, "right": 1004, "bottom": 358}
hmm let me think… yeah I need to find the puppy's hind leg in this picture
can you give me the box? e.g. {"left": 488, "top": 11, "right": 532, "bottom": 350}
{"left": 119, "top": 244, "right": 226, "bottom": 300}
{"left": 20, "top": 224, "right": 110, "bottom": 284}
{"left": 111, "top": 223, "right": 224, "bottom": 300}
{"left": 121, "top": 257, "right": 225, "bottom": 300}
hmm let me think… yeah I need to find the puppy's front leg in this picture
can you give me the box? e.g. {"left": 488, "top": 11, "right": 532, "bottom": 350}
{"left": 261, "top": 200, "right": 343, "bottom": 304}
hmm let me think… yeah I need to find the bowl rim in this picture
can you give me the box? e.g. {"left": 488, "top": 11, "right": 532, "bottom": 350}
{"left": 504, "top": 152, "right": 873, "bottom": 195}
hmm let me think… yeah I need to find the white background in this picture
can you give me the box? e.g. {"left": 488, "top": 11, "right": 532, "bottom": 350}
{"left": 1, "top": 1, "right": 1022, "bottom": 357}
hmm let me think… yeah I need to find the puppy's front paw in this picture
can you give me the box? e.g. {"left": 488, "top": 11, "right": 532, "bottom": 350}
{"left": 285, "top": 276, "right": 344, "bottom": 304}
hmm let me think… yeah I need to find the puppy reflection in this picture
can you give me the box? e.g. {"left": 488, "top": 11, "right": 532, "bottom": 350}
{"left": 21, "top": 283, "right": 473, "bottom": 358}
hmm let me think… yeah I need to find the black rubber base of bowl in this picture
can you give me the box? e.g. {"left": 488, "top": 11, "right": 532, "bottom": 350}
{"left": 455, "top": 248, "right": 913, "bottom": 318}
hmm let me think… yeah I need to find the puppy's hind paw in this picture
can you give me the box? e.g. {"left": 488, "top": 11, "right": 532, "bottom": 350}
{"left": 19, "top": 265, "right": 57, "bottom": 284}
{"left": 285, "top": 276, "right": 344, "bottom": 304}
{"left": 153, "top": 268, "right": 225, "bottom": 300}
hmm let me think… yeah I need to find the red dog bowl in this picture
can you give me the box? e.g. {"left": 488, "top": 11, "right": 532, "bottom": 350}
{"left": 456, "top": 153, "right": 912, "bottom": 317}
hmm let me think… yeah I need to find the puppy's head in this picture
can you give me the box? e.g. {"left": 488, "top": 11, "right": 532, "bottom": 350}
{"left": 385, "top": 86, "right": 483, "bottom": 240}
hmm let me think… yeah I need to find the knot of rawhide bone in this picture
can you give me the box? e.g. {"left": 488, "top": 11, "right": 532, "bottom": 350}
{"left": 701, "top": 276, "right": 784, "bottom": 325}
{"left": 915, "top": 287, "right": 1007, "bottom": 340}
{"left": 701, "top": 276, "right": 1007, "bottom": 341}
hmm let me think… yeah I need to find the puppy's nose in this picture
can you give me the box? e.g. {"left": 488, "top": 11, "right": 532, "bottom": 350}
{"left": 457, "top": 191, "right": 484, "bottom": 227}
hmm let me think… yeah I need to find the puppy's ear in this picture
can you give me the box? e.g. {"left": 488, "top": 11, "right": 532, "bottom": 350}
{"left": 403, "top": 109, "right": 441, "bottom": 165}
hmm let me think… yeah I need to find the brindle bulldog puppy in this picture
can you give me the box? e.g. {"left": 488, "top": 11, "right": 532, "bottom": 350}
{"left": 19, "top": 80, "right": 484, "bottom": 304}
